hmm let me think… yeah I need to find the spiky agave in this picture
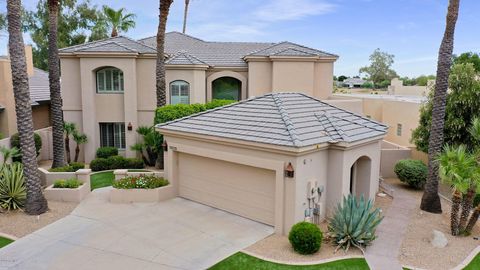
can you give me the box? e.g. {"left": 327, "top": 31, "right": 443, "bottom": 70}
{"left": 328, "top": 194, "right": 383, "bottom": 253}
{"left": 0, "top": 163, "right": 26, "bottom": 211}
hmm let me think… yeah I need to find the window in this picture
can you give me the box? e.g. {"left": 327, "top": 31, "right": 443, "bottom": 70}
{"left": 96, "top": 67, "right": 124, "bottom": 93}
{"left": 170, "top": 81, "right": 190, "bottom": 105}
{"left": 99, "top": 123, "right": 126, "bottom": 149}
{"left": 212, "top": 77, "right": 241, "bottom": 101}
{"left": 396, "top": 123, "right": 402, "bottom": 136}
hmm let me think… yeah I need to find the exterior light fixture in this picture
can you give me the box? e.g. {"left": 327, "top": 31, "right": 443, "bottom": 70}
{"left": 162, "top": 141, "right": 168, "bottom": 152}
{"left": 127, "top": 122, "right": 133, "bottom": 131}
{"left": 285, "top": 162, "right": 294, "bottom": 178}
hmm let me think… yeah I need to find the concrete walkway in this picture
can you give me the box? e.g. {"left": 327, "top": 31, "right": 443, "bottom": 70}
{"left": 0, "top": 188, "right": 273, "bottom": 270}
{"left": 365, "top": 188, "right": 416, "bottom": 270}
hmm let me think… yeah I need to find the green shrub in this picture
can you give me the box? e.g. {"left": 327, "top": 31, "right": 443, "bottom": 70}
{"left": 113, "top": 175, "right": 169, "bottom": 189}
{"left": 90, "top": 158, "right": 111, "bottom": 172}
{"left": 0, "top": 163, "right": 26, "bottom": 210}
{"left": 10, "top": 133, "right": 42, "bottom": 162}
{"left": 125, "top": 158, "right": 145, "bottom": 169}
{"left": 154, "top": 99, "right": 236, "bottom": 124}
{"left": 108, "top": 155, "right": 127, "bottom": 169}
{"left": 49, "top": 162, "right": 85, "bottom": 172}
{"left": 329, "top": 194, "right": 383, "bottom": 253}
{"left": 288, "top": 222, "right": 323, "bottom": 255}
{"left": 96, "top": 147, "right": 118, "bottom": 159}
{"left": 394, "top": 159, "right": 427, "bottom": 189}
{"left": 53, "top": 178, "right": 83, "bottom": 189}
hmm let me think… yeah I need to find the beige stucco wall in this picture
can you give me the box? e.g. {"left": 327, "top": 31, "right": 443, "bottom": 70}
{"left": 382, "top": 100, "right": 421, "bottom": 147}
{"left": 388, "top": 78, "right": 430, "bottom": 96}
{"left": 248, "top": 61, "right": 272, "bottom": 97}
{"left": 272, "top": 61, "right": 315, "bottom": 95}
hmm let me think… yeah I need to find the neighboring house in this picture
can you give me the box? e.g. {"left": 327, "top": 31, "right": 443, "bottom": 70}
{"left": 157, "top": 92, "right": 387, "bottom": 234}
{"left": 388, "top": 77, "right": 433, "bottom": 96}
{"left": 342, "top": 77, "right": 366, "bottom": 88}
{"left": 0, "top": 46, "right": 51, "bottom": 138}
{"left": 59, "top": 31, "right": 338, "bottom": 162}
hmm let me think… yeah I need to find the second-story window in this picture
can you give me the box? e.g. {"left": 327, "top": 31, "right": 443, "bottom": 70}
{"left": 96, "top": 67, "right": 124, "bottom": 93}
{"left": 170, "top": 80, "right": 190, "bottom": 105}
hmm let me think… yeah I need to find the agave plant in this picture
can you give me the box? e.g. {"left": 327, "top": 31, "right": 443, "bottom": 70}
{"left": 328, "top": 194, "right": 383, "bottom": 253}
{"left": 0, "top": 163, "right": 26, "bottom": 211}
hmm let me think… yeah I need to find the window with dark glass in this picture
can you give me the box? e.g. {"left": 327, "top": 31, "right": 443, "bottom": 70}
{"left": 99, "top": 123, "right": 126, "bottom": 149}
{"left": 96, "top": 67, "right": 124, "bottom": 93}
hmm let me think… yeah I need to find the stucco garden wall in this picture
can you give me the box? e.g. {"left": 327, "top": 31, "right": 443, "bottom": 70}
{"left": 380, "top": 140, "right": 411, "bottom": 178}
{"left": 43, "top": 169, "right": 91, "bottom": 203}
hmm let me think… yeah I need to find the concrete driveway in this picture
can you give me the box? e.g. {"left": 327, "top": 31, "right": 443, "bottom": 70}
{"left": 0, "top": 188, "right": 273, "bottom": 270}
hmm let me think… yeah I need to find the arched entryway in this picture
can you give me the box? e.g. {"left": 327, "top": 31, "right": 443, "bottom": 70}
{"left": 349, "top": 156, "right": 372, "bottom": 198}
{"left": 212, "top": 77, "right": 241, "bottom": 101}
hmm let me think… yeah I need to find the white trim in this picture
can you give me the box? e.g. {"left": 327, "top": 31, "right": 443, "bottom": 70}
{"left": 241, "top": 250, "right": 364, "bottom": 266}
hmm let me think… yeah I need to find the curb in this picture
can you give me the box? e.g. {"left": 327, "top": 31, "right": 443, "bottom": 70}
{"left": 241, "top": 250, "right": 364, "bottom": 266}
{"left": 0, "top": 232, "right": 18, "bottom": 241}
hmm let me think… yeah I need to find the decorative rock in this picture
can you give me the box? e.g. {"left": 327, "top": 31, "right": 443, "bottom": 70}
{"left": 377, "top": 192, "right": 387, "bottom": 197}
{"left": 430, "top": 230, "right": 448, "bottom": 248}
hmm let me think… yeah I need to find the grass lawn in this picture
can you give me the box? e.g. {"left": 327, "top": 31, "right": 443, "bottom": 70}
{"left": 208, "top": 252, "right": 370, "bottom": 270}
{"left": 463, "top": 253, "right": 480, "bottom": 270}
{"left": 90, "top": 170, "right": 151, "bottom": 190}
{"left": 0, "top": 236, "right": 14, "bottom": 248}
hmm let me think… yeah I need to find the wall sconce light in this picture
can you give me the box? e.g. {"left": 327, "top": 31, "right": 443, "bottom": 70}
{"left": 162, "top": 141, "right": 168, "bottom": 152}
{"left": 285, "top": 162, "right": 294, "bottom": 178}
{"left": 127, "top": 122, "right": 133, "bottom": 131}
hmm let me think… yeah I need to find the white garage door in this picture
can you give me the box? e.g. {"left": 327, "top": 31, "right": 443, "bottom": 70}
{"left": 178, "top": 153, "right": 276, "bottom": 225}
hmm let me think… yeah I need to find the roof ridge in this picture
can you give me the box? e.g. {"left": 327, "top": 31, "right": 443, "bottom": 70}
{"left": 272, "top": 46, "right": 317, "bottom": 56}
{"left": 166, "top": 50, "right": 209, "bottom": 65}
{"left": 315, "top": 111, "right": 347, "bottom": 143}
{"left": 271, "top": 93, "right": 302, "bottom": 147}
{"left": 246, "top": 41, "right": 287, "bottom": 56}
{"left": 59, "top": 36, "right": 121, "bottom": 52}
{"left": 120, "top": 36, "right": 158, "bottom": 51}
{"left": 77, "top": 41, "right": 137, "bottom": 52}
{"left": 283, "top": 41, "right": 339, "bottom": 58}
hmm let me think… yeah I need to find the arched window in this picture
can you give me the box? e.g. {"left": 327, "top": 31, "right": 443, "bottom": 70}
{"left": 170, "top": 80, "right": 190, "bottom": 105}
{"left": 96, "top": 67, "right": 124, "bottom": 93}
{"left": 212, "top": 77, "right": 241, "bottom": 101}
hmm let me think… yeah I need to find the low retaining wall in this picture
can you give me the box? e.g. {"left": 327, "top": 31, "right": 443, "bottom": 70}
{"left": 38, "top": 168, "right": 76, "bottom": 187}
{"left": 113, "top": 169, "right": 164, "bottom": 180}
{"left": 43, "top": 169, "right": 92, "bottom": 203}
{"left": 110, "top": 185, "right": 175, "bottom": 203}
{"left": 380, "top": 140, "right": 411, "bottom": 178}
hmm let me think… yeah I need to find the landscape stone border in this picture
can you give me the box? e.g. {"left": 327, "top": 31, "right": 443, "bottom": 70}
{"left": 43, "top": 169, "right": 92, "bottom": 203}
{"left": 241, "top": 250, "right": 364, "bottom": 266}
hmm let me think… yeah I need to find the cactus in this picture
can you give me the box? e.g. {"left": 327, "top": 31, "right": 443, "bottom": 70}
{"left": 328, "top": 194, "right": 383, "bottom": 253}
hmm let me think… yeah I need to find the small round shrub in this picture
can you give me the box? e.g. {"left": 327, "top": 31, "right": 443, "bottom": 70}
{"left": 89, "top": 158, "right": 111, "bottom": 172}
{"left": 96, "top": 147, "right": 118, "bottom": 159}
{"left": 394, "top": 159, "right": 427, "bottom": 189}
{"left": 10, "top": 132, "right": 42, "bottom": 162}
{"left": 107, "top": 155, "right": 127, "bottom": 169}
{"left": 288, "top": 222, "right": 323, "bottom": 255}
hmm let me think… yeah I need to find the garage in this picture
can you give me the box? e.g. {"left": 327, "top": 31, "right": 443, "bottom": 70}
{"left": 177, "top": 152, "right": 276, "bottom": 225}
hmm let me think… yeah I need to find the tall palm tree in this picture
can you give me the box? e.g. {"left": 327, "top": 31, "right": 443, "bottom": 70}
{"left": 182, "top": 0, "right": 190, "bottom": 34}
{"left": 156, "top": 0, "right": 174, "bottom": 108}
{"left": 63, "top": 122, "right": 77, "bottom": 164}
{"left": 101, "top": 6, "right": 136, "bottom": 37}
{"left": 72, "top": 132, "right": 87, "bottom": 163}
{"left": 420, "top": 0, "right": 461, "bottom": 214}
{"left": 6, "top": 0, "right": 48, "bottom": 215}
{"left": 47, "top": 0, "right": 66, "bottom": 169}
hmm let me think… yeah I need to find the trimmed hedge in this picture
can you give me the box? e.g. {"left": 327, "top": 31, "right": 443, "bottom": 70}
{"left": 90, "top": 155, "right": 145, "bottom": 172}
{"left": 53, "top": 178, "right": 83, "bottom": 189}
{"left": 10, "top": 132, "right": 42, "bottom": 162}
{"left": 394, "top": 159, "right": 427, "bottom": 189}
{"left": 288, "top": 222, "right": 323, "bottom": 255}
{"left": 154, "top": 99, "right": 235, "bottom": 124}
{"left": 49, "top": 162, "right": 85, "bottom": 172}
{"left": 96, "top": 147, "right": 118, "bottom": 159}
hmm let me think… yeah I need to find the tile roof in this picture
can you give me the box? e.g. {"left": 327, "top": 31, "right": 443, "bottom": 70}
{"left": 60, "top": 31, "right": 337, "bottom": 67}
{"left": 29, "top": 68, "right": 50, "bottom": 103}
{"left": 59, "top": 36, "right": 157, "bottom": 54}
{"left": 165, "top": 51, "right": 208, "bottom": 65}
{"left": 157, "top": 93, "right": 387, "bottom": 148}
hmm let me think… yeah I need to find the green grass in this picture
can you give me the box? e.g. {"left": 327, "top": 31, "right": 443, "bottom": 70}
{"left": 0, "top": 236, "right": 14, "bottom": 248}
{"left": 208, "top": 252, "right": 370, "bottom": 270}
{"left": 463, "top": 253, "right": 480, "bottom": 270}
{"left": 90, "top": 170, "right": 151, "bottom": 190}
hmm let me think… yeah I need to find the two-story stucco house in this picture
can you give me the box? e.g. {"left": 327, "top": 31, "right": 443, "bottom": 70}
{"left": 59, "top": 31, "right": 338, "bottom": 162}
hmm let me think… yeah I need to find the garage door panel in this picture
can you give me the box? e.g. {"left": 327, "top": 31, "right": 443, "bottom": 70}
{"left": 178, "top": 153, "right": 276, "bottom": 225}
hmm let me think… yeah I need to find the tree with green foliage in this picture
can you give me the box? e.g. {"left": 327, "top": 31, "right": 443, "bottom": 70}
{"left": 416, "top": 75, "right": 436, "bottom": 86}
{"left": 337, "top": 75, "right": 348, "bottom": 82}
{"left": 359, "top": 48, "right": 398, "bottom": 87}
{"left": 97, "top": 6, "right": 136, "bottom": 37}
{"left": 23, "top": 0, "right": 108, "bottom": 70}
{"left": 453, "top": 52, "right": 480, "bottom": 72}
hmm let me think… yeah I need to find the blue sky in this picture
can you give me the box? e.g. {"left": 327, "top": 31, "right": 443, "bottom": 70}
{"left": 1, "top": 0, "right": 479, "bottom": 77}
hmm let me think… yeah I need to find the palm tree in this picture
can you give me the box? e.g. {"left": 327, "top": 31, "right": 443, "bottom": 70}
{"left": 47, "top": 0, "right": 66, "bottom": 169}
{"left": 420, "top": 0, "right": 461, "bottom": 214}
{"left": 0, "top": 146, "right": 20, "bottom": 165}
{"left": 6, "top": 0, "right": 48, "bottom": 215}
{"left": 465, "top": 118, "right": 480, "bottom": 234}
{"left": 182, "top": 0, "right": 190, "bottom": 34}
{"left": 156, "top": 0, "right": 174, "bottom": 108}
{"left": 438, "top": 145, "right": 478, "bottom": 235}
{"left": 101, "top": 6, "right": 136, "bottom": 37}
{"left": 72, "top": 132, "right": 87, "bottom": 163}
{"left": 63, "top": 122, "right": 77, "bottom": 164}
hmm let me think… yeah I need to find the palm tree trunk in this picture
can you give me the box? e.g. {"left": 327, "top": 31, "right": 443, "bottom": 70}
{"left": 182, "top": 0, "right": 190, "bottom": 34}
{"left": 48, "top": 0, "right": 66, "bottom": 169}
{"left": 111, "top": 27, "right": 118, "bottom": 37}
{"left": 7, "top": 0, "right": 48, "bottom": 215}
{"left": 465, "top": 205, "right": 480, "bottom": 234}
{"left": 156, "top": 0, "right": 173, "bottom": 108}
{"left": 451, "top": 190, "right": 462, "bottom": 236}
{"left": 459, "top": 186, "right": 475, "bottom": 232}
{"left": 74, "top": 144, "right": 80, "bottom": 163}
{"left": 420, "top": 0, "right": 460, "bottom": 214}
{"left": 65, "top": 136, "right": 71, "bottom": 164}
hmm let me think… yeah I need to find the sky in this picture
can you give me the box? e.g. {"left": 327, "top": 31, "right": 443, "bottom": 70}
{"left": 0, "top": 0, "right": 479, "bottom": 77}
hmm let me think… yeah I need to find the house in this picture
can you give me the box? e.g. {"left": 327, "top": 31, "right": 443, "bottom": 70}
{"left": 0, "top": 46, "right": 51, "bottom": 138}
{"left": 157, "top": 92, "right": 387, "bottom": 234}
{"left": 59, "top": 31, "right": 338, "bottom": 162}
{"left": 342, "top": 77, "right": 367, "bottom": 88}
